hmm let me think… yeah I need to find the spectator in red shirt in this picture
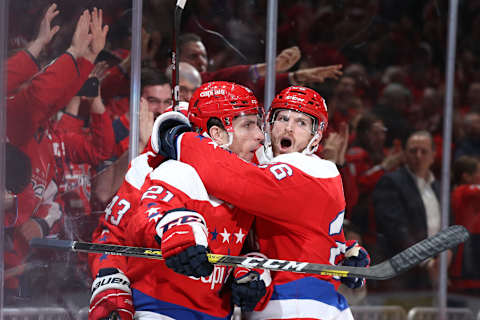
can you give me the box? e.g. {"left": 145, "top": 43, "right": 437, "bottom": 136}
{"left": 450, "top": 156, "right": 480, "bottom": 294}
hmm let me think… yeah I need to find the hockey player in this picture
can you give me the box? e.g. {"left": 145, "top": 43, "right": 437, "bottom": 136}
{"left": 154, "top": 86, "right": 370, "bottom": 319}
{"left": 89, "top": 82, "right": 271, "bottom": 319}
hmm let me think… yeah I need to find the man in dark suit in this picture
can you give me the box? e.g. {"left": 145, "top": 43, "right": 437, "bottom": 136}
{"left": 373, "top": 130, "right": 445, "bottom": 290}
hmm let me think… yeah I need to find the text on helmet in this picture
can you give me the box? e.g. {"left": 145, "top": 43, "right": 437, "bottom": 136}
{"left": 200, "top": 89, "right": 226, "bottom": 98}
{"left": 286, "top": 95, "right": 305, "bottom": 102}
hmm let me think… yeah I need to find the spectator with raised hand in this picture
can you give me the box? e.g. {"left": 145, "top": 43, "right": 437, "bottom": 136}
{"left": 179, "top": 33, "right": 343, "bottom": 102}
{"left": 7, "top": 3, "right": 60, "bottom": 94}
{"left": 4, "top": 7, "right": 109, "bottom": 299}
{"left": 7, "top": 7, "right": 109, "bottom": 147}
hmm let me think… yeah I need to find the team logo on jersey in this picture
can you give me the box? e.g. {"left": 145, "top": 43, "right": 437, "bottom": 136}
{"left": 189, "top": 265, "right": 231, "bottom": 290}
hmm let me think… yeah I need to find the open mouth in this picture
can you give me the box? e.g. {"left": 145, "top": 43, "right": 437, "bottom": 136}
{"left": 280, "top": 137, "right": 293, "bottom": 149}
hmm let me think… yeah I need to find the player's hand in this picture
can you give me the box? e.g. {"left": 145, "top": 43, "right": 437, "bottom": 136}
{"left": 155, "top": 208, "right": 213, "bottom": 277}
{"left": 340, "top": 240, "right": 370, "bottom": 289}
{"left": 150, "top": 111, "right": 192, "bottom": 160}
{"left": 231, "top": 253, "right": 271, "bottom": 312}
{"left": 89, "top": 268, "right": 134, "bottom": 320}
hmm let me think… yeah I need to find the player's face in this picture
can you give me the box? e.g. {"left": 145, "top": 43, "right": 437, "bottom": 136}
{"left": 271, "top": 110, "right": 316, "bottom": 155}
{"left": 405, "top": 135, "right": 435, "bottom": 176}
{"left": 368, "top": 121, "right": 387, "bottom": 148}
{"left": 229, "top": 114, "right": 264, "bottom": 162}
{"left": 142, "top": 84, "right": 172, "bottom": 114}
{"left": 181, "top": 41, "right": 208, "bottom": 73}
{"left": 179, "top": 79, "right": 200, "bottom": 103}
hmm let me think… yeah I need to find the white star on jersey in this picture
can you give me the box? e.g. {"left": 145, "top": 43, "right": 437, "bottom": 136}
{"left": 220, "top": 228, "right": 230, "bottom": 243}
{"left": 146, "top": 207, "right": 162, "bottom": 223}
{"left": 208, "top": 141, "right": 219, "bottom": 149}
{"left": 234, "top": 229, "right": 246, "bottom": 244}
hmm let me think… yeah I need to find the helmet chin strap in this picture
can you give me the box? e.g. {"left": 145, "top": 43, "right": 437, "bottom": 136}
{"left": 302, "top": 132, "right": 320, "bottom": 155}
{"left": 219, "top": 131, "right": 234, "bottom": 149}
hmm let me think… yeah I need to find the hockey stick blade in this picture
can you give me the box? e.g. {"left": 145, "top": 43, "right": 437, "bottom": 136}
{"left": 30, "top": 225, "right": 469, "bottom": 280}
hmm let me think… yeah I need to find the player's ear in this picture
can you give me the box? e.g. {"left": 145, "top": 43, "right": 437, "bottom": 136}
{"left": 209, "top": 125, "right": 229, "bottom": 145}
{"left": 312, "top": 132, "right": 322, "bottom": 149}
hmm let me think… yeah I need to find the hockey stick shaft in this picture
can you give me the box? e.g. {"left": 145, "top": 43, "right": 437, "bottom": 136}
{"left": 171, "top": 0, "right": 186, "bottom": 110}
{"left": 30, "top": 225, "right": 468, "bottom": 280}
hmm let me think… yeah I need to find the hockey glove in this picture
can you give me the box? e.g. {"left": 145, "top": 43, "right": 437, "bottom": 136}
{"left": 89, "top": 268, "right": 134, "bottom": 320}
{"left": 150, "top": 111, "right": 192, "bottom": 160}
{"left": 340, "top": 240, "right": 370, "bottom": 289}
{"left": 155, "top": 208, "right": 213, "bottom": 278}
{"left": 231, "top": 253, "right": 272, "bottom": 313}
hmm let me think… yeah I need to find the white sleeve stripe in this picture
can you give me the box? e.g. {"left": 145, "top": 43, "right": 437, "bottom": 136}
{"left": 150, "top": 161, "right": 213, "bottom": 203}
{"left": 125, "top": 153, "right": 154, "bottom": 190}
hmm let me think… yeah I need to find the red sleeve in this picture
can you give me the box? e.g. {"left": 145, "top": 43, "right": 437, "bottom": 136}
{"left": 62, "top": 111, "right": 115, "bottom": 166}
{"left": 55, "top": 112, "right": 84, "bottom": 133}
{"left": 7, "top": 50, "right": 39, "bottom": 95}
{"left": 7, "top": 53, "right": 94, "bottom": 146}
{"left": 89, "top": 153, "right": 154, "bottom": 277}
{"left": 50, "top": 57, "right": 95, "bottom": 112}
{"left": 176, "top": 133, "right": 345, "bottom": 232}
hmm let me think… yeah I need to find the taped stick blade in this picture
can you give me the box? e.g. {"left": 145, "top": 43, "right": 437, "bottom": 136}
{"left": 30, "top": 238, "right": 74, "bottom": 250}
{"left": 389, "top": 225, "right": 469, "bottom": 275}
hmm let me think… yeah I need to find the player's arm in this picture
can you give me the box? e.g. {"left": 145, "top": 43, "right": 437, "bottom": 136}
{"left": 88, "top": 181, "right": 140, "bottom": 320}
{"left": 129, "top": 162, "right": 215, "bottom": 278}
{"left": 6, "top": 51, "right": 40, "bottom": 95}
{"left": 7, "top": 53, "right": 94, "bottom": 147}
{"left": 162, "top": 132, "right": 341, "bottom": 229}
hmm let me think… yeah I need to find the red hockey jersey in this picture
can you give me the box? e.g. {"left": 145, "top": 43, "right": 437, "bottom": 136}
{"left": 126, "top": 160, "right": 255, "bottom": 319}
{"left": 174, "top": 132, "right": 353, "bottom": 319}
{"left": 450, "top": 184, "right": 480, "bottom": 291}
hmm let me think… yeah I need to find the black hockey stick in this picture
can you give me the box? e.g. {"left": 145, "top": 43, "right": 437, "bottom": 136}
{"left": 30, "top": 225, "right": 468, "bottom": 280}
{"left": 171, "top": 0, "right": 186, "bottom": 110}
